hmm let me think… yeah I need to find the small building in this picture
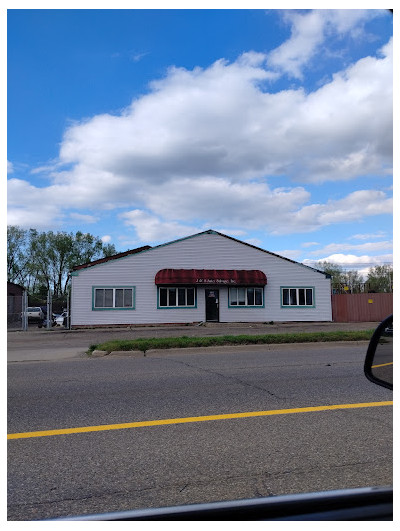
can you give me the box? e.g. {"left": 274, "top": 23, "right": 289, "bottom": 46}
{"left": 70, "top": 230, "right": 332, "bottom": 327}
{"left": 7, "top": 281, "right": 25, "bottom": 326}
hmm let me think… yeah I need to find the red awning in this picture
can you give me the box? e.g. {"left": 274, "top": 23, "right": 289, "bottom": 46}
{"left": 155, "top": 269, "right": 267, "bottom": 286}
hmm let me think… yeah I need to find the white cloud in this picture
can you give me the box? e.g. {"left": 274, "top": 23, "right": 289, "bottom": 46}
{"left": 7, "top": 178, "right": 67, "bottom": 228}
{"left": 244, "top": 238, "right": 262, "bottom": 247}
{"left": 101, "top": 235, "right": 112, "bottom": 243}
{"left": 304, "top": 253, "right": 393, "bottom": 268}
{"left": 347, "top": 231, "right": 387, "bottom": 240}
{"left": 69, "top": 212, "right": 99, "bottom": 224}
{"left": 301, "top": 241, "right": 320, "bottom": 247}
{"left": 276, "top": 190, "right": 392, "bottom": 234}
{"left": 8, "top": 165, "right": 391, "bottom": 239}
{"left": 267, "top": 9, "right": 384, "bottom": 78}
{"left": 30, "top": 162, "right": 60, "bottom": 175}
{"left": 143, "top": 178, "right": 311, "bottom": 229}
{"left": 130, "top": 51, "right": 149, "bottom": 62}
{"left": 268, "top": 10, "right": 326, "bottom": 79}
{"left": 7, "top": 25, "right": 392, "bottom": 235}
{"left": 215, "top": 228, "right": 247, "bottom": 237}
{"left": 309, "top": 240, "right": 392, "bottom": 255}
{"left": 7, "top": 203, "right": 66, "bottom": 230}
{"left": 55, "top": 39, "right": 392, "bottom": 189}
{"left": 274, "top": 249, "right": 303, "bottom": 260}
{"left": 303, "top": 253, "right": 392, "bottom": 280}
{"left": 7, "top": 161, "right": 14, "bottom": 174}
{"left": 302, "top": 237, "right": 393, "bottom": 276}
{"left": 120, "top": 210, "right": 202, "bottom": 243}
{"left": 118, "top": 185, "right": 392, "bottom": 242}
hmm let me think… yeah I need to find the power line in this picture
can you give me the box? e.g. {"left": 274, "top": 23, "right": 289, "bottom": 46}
{"left": 305, "top": 261, "right": 393, "bottom": 268}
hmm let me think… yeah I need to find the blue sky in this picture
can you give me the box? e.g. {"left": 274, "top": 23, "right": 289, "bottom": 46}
{"left": 7, "top": 8, "right": 393, "bottom": 275}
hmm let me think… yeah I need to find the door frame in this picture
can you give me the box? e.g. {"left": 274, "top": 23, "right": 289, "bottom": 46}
{"left": 205, "top": 288, "right": 220, "bottom": 322}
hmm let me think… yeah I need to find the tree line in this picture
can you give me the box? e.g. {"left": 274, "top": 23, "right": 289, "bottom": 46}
{"left": 7, "top": 226, "right": 117, "bottom": 298}
{"left": 7, "top": 225, "right": 393, "bottom": 298}
{"left": 316, "top": 261, "right": 393, "bottom": 293}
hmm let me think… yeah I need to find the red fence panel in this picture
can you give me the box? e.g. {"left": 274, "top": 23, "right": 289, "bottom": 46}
{"left": 331, "top": 293, "right": 393, "bottom": 322}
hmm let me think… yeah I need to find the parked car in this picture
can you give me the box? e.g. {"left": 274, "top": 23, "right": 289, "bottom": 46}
{"left": 38, "top": 316, "right": 57, "bottom": 328}
{"left": 23, "top": 307, "right": 44, "bottom": 323}
{"left": 55, "top": 311, "right": 68, "bottom": 327}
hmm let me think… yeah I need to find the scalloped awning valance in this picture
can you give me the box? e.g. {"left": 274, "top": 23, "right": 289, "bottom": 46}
{"left": 155, "top": 269, "right": 267, "bottom": 286}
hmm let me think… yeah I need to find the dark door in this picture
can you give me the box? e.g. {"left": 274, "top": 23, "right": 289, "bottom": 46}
{"left": 205, "top": 289, "right": 219, "bottom": 322}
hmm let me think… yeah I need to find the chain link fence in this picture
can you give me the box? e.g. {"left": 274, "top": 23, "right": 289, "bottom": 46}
{"left": 331, "top": 282, "right": 393, "bottom": 294}
{"left": 7, "top": 292, "right": 28, "bottom": 330}
{"left": 7, "top": 290, "right": 70, "bottom": 331}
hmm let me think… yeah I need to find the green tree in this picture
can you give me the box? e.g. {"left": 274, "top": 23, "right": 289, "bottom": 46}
{"left": 315, "top": 261, "right": 344, "bottom": 287}
{"left": 366, "top": 265, "right": 393, "bottom": 293}
{"left": 7, "top": 226, "right": 117, "bottom": 297}
{"left": 341, "top": 270, "right": 365, "bottom": 293}
{"left": 7, "top": 226, "right": 28, "bottom": 284}
{"left": 71, "top": 231, "right": 104, "bottom": 266}
{"left": 28, "top": 229, "right": 52, "bottom": 293}
{"left": 316, "top": 261, "right": 366, "bottom": 293}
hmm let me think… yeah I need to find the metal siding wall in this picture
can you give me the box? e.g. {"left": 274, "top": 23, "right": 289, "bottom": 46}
{"left": 331, "top": 294, "right": 393, "bottom": 322}
{"left": 71, "top": 233, "right": 332, "bottom": 326}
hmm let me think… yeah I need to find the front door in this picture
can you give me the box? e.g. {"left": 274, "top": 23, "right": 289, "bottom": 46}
{"left": 205, "top": 289, "right": 219, "bottom": 322}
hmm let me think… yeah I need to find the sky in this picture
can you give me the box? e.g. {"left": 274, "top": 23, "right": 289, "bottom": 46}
{"left": 6, "top": 7, "right": 394, "bottom": 276}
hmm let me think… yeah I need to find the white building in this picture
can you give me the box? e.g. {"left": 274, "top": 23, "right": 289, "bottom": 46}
{"left": 70, "top": 230, "right": 332, "bottom": 327}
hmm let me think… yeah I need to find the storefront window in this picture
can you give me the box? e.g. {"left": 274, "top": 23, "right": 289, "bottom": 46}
{"left": 159, "top": 288, "right": 168, "bottom": 307}
{"left": 178, "top": 288, "right": 186, "bottom": 306}
{"left": 187, "top": 289, "right": 195, "bottom": 306}
{"left": 230, "top": 289, "right": 238, "bottom": 306}
{"left": 229, "top": 287, "right": 263, "bottom": 307}
{"left": 93, "top": 287, "right": 135, "bottom": 309}
{"left": 168, "top": 288, "right": 176, "bottom": 306}
{"left": 159, "top": 287, "right": 196, "bottom": 308}
{"left": 255, "top": 288, "right": 263, "bottom": 306}
{"left": 281, "top": 287, "right": 314, "bottom": 308}
{"left": 247, "top": 288, "right": 255, "bottom": 305}
{"left": 290, "top": 289, "right": 297, "bottom": 306}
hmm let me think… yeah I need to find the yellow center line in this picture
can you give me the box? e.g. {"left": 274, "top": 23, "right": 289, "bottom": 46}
{"left": 7, "top": 401, "right": 393, "bottom": 440}
{"left": 372, "top": 362, "right": 393, "bottom": 368}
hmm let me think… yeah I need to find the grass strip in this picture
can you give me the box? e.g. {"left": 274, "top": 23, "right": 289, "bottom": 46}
{"left": 88, "top": 330, "right": 374, "bottom": 355}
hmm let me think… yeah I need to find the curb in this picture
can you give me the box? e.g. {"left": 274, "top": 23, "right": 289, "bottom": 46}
{"left": 89, "top": 340, "right": 371, "bottom": 359}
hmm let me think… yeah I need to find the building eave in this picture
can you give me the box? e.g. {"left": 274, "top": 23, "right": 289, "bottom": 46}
{"left": 72, "top": 245, "right": 152, "bottom": 271}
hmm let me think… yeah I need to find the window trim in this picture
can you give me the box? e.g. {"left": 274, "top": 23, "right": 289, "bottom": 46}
{"left": 280, "top": 286, "right": 315, "bottom": 308}
{"left": 92, "top": 286, "right": 136, "bottom": 311}
{"left": 228, "top": 286, "right": 265, "bottom": 308}
{"left": 157, "top": 286, "right": 197, "bottom": 309}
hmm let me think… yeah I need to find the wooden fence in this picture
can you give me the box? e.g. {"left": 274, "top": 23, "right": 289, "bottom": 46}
{"left": 331, "top": 293, "right": 393, "bottom": 322}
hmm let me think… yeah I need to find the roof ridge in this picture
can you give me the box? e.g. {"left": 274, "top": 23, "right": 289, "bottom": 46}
{"left": 72, "top": 245, "right": 152, "bottom": 271}
{"left": 71, "top": 229, "right": 327, "bottom": 277}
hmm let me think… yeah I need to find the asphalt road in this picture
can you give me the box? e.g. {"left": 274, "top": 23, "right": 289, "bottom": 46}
{"left": 7, "top": 342, "right": 392, "bottom": 521}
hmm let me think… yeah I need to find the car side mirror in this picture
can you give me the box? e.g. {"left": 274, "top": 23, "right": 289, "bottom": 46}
{"left": 364, "top": 315, "right": 393, "bottom": 390}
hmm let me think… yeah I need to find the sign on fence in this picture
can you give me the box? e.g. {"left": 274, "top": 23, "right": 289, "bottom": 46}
{"left": 331, "top": 293, "right": 393, "bottom": 322}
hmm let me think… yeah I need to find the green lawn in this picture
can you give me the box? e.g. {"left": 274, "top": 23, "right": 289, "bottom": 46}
{"left": 88, "top": 330, "right": 374, "bottom": 355}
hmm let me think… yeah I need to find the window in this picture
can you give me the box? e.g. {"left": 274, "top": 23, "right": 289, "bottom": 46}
{"left": 93, "top": 287, "right": 135, "bottom": 310}
{"left": 229, "top": 287, "right": 264, "bottom": 307}
{"left": 159, "top": 287, "right": 196, "bottom": 308}
{"left": 281, "top": 287, "right": 314, "bottom": 307}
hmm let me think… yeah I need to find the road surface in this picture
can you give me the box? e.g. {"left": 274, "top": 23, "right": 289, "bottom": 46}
{"left": 8, "top": 342, "right": 392, "bottom": 520}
